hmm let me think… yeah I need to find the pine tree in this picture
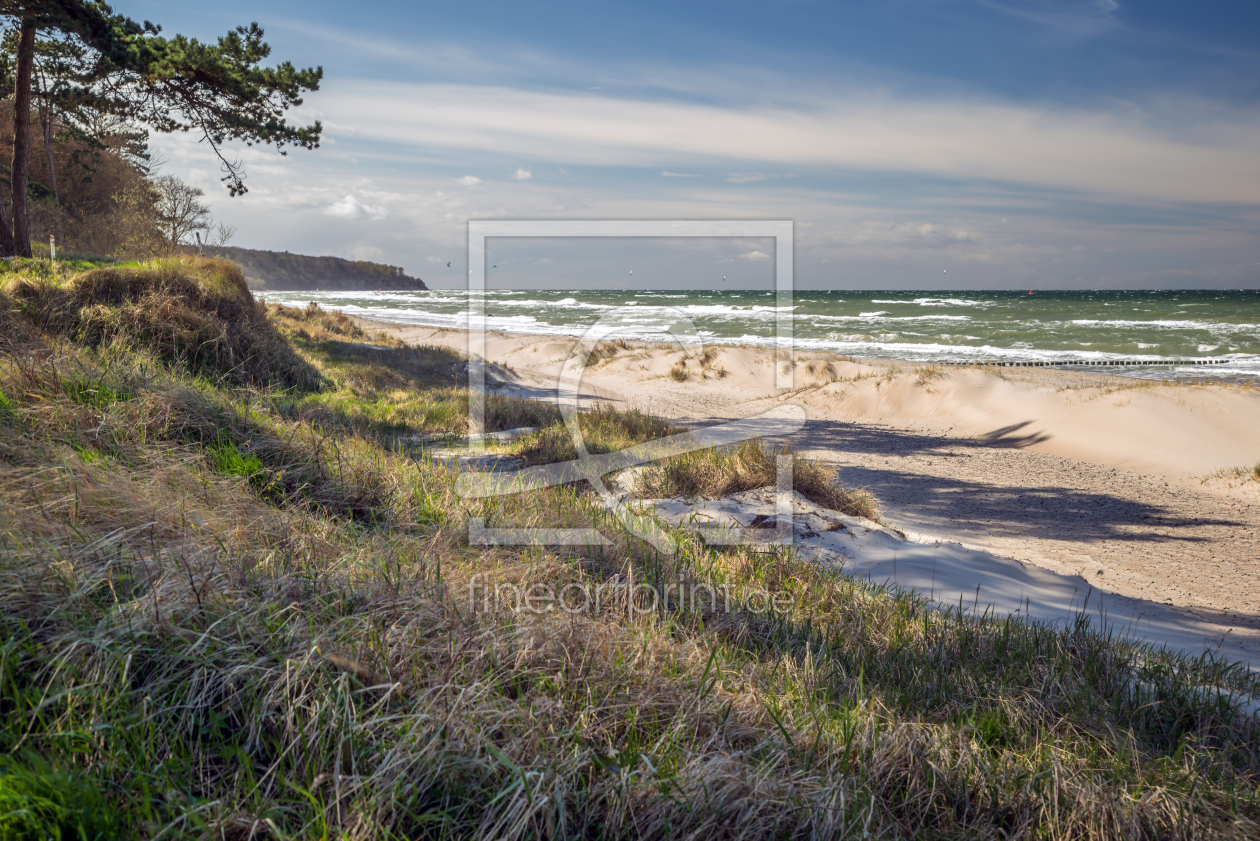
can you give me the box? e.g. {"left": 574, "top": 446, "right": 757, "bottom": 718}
{"left": 0, "top": 1, "right": 322, "bottom": 256}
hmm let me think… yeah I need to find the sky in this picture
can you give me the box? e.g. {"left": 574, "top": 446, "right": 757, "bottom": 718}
{"left": 126, "top": 0, "right": 1260, "bottom": 290}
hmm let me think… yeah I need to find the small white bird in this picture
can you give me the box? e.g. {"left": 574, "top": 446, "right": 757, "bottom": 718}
{"left": 943, "top": 269, "right": 947, "bottom": 274}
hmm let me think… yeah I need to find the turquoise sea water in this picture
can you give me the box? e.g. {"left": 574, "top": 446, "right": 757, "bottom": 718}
{"left": 262, "top": 289, "right": 1260, "bottom": 382}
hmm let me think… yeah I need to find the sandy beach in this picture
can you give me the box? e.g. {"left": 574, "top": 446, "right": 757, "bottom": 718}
{"left": 358, "top": 317, "right": 1260, "bottom": 658}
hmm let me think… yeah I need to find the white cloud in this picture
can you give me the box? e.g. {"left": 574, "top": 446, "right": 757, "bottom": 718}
{"left": 726, "top": 173, "right": 775, "bottom": 183}
{"left": 140, "top": 145, "right": 1260, "bottom": 288}
{"left": 662, "top": 171, "right": 701, "bottom": 177}
{"left": 318, "top": 119, "right": 360, "bottom": 136}
{"left": 144, "top": 105, "right": 1260, "bottom": 290}
{"left": 512, "top": 167, "right": 532, "bottom": 180}
{"left": 324, "top": 194, "right": 388, "bottom": 220}
{"left": 456, "top": 175, "right": 482, "bottom": 186}
{"left": 738, "top": 250, "right": 771, "bottom": 261}
{"left": 315, "top": 81, "right": 1260, "bottom": 203}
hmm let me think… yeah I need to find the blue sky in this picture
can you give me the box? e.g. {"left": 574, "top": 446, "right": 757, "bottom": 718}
{"left": 128, "top": 1, "right": 1260, "bottom": 289}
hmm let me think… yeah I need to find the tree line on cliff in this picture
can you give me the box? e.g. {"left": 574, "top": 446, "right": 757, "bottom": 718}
{"left": 207, "top": 245, "right": 428, "bottom": 291}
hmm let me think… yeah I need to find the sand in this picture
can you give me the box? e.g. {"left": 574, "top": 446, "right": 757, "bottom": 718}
{"left": 649, "top": 489, "right": 1260, "bottom": 670}
{"left": 357, "top": 318, "right": 1260, "bottom": 662}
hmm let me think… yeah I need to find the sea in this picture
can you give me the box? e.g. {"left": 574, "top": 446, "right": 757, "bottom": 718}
{"left": 261, "top": 289, "right": 1260, "bottom": 384}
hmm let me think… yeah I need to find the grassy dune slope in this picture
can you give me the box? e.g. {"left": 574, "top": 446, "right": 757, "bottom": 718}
{"left": 0, "top": 257, "right": 1258, "bottom": 839}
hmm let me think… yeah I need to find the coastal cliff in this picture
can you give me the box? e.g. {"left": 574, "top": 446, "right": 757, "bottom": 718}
{"left": 207, "top": 246, "right": 427, "bottom": 291}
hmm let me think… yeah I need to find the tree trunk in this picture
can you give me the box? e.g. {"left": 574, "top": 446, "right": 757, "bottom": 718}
{"left": 0, "top": 194, "right": 15, "bottom": 258}
{"left": 36, "top": 71, "right": 61, "bottom": 239}
{"left": 11, "top": 21, "right": 36, "bottom": 258}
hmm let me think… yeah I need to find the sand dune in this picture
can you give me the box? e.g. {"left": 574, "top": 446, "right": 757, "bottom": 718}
{"left": 374, "top": 322, "right": 1260, "bottom": 485}
{"left": 357, "top": 319, "right": 1260, "bottom": 661}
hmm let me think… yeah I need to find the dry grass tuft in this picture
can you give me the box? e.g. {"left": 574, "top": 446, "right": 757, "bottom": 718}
{"left": 915, "top": 364, "right": 946, "bottom": 385}
{"left": 1204, "top": 462, "right": 1260, "bottom": 484}
{"left": 583, "top": 338, "right": 633, "bottom": 368}
{"left": 7, "top": 255, "right": 323, "bottom": 392}
{"left": 639, "top": 439, "right": 881, "bottom": 520}
{"left": 875, "top": 365, "right": 903, "bottom": 387}
{"left": 804, "top": 358, "right": 841, "bottom": 383}
{"left": 265, "top": 300, "right": 367, "bottom": 342}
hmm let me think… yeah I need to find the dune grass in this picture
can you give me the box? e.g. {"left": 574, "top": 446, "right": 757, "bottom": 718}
{"left": 263, "top": 301, "right": 561, "bottom": 439}
{"left": 514, "top": 403, "right": 680, "bottom": 465}
{"left": 1204, "top": 462, "right": 1260, "bottom": 484}
{"left": 0, "top": 259, "right": 1258, "bottom": 839}
{"left": 512, "top": 407, "right": 879, "bottom": 520}
{"left": 6, "top": 255, "right": 325, "bottom": 392}
{"left": 582, "top": 337, "right": 635, "bottom": 368}
{"left": 637, "top": 439, "right": 882, "bottom": 521}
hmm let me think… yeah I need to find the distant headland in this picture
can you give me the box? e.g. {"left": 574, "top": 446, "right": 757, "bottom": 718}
{"left": 207, "top": 246, "right": 428, "bottom": 291}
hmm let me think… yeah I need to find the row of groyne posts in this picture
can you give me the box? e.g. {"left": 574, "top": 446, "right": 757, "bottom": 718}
{"left": 940, "top": 359, "right": 1229, "bottom": 368}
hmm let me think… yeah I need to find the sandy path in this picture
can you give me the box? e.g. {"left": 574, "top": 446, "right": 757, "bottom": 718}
{"left": 783, "top": 418, "right": 1260, "bottom": 650}
{"left": 356, "top": 319, "right": 1260, "bottom": 655}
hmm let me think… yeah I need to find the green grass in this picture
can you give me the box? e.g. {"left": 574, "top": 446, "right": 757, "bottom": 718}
{"left": 70, "top": 442, "right": 105, "bottom": 464}
{"left": 0, "top": 258, "right": 1258, "bottom": 839}
{"left": 0, "top": 254, "right": 114, "bottom": 287}
{"left": 60, "top": 376, "right": 133, "bottom": 407}
{"left": 207, "top": 437, "right": 267, "bottom": 477}
{"left": 514, "top": 403, "right": 680, "bottom": 465}
{"left": 0, "top": 754, "right": 119, "bottom": 840}
{"left": 265, "top": 301, "right": 561, "bottom": 438}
